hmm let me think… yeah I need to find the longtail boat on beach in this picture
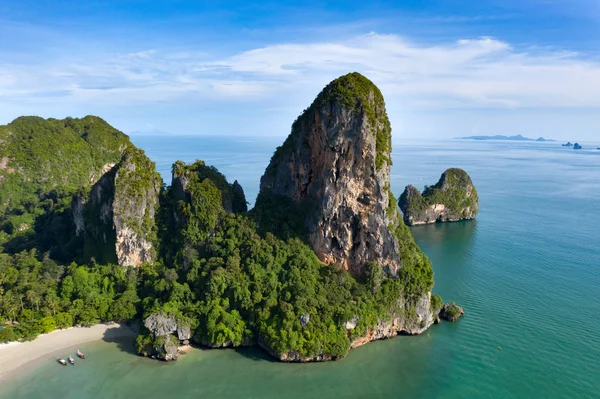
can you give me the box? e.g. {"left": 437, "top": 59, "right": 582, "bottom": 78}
{"left": 77, "top": 349, "right": 86, "bottom": 359}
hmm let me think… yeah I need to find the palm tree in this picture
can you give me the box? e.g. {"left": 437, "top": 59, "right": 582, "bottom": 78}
{"left": 45, "top": 291, "right": 60, "bottom": 316}
{"left": 26, "top": 289, "right": 41, "bottom": 312}
{"left": 1, "top": 291, "right": 20, "bottom": 322}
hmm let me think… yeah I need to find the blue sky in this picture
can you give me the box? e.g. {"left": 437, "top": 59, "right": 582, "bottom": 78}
{"left": 1, "top": 0, "right": 599, "bottom": 141}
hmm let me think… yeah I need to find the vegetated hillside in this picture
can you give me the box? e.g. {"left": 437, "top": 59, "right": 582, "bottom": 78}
{"left": 0, "top": 116, "right": 131, "bottom": 260}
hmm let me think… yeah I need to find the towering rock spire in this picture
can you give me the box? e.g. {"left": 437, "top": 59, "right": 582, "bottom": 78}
{"left": 258, "top": 72, "right": 402, "bottom": 276}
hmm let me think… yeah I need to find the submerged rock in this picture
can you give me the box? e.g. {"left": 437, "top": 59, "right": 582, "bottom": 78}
{"left": 398, "top": 168, "right": 478, "bottom": 226}
{"left": 439, "top": 302, "right": 465, "bottom": 322}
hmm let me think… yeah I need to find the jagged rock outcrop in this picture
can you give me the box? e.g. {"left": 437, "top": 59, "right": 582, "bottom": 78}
{"left": 138, "top": 314, "right": 192, "bottom": 361}
{"left": 439, "top": 302, "right": 465, "bottom": 322}
{"left": 171, "top": 160, "right": 247, "bottom": 214}
{"left": 78, "top": 147, "right": 162, "bottom": 266}
{"left": 399, "top": 168, "right": 478, "bottom": 226}
{"left": 257, "top": 72, "right": 401, "bottom": 277}
{"left": 231, "top": 180, "right": 248, "bottom": 213}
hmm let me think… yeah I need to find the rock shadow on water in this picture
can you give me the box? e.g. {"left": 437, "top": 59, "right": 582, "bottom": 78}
{"left": 410, "top": 219, "right": 478, "bottom": 248}
{"left": 101, "top": 323, "right": 139, "bottom": 356}
{"left": 232, "top": 346, "right": 279, "bottom": 363}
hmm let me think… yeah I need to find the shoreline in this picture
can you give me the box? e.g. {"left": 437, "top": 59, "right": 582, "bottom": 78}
{"left": 0, "top": 323, "right": 136, "bottom": 380}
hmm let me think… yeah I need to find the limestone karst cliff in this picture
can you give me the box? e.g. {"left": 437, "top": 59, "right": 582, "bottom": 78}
{"left": 257, "top": 72, "right": 402, "bottom": 277}
{"left": 252, "top": 72, "right": 441, "bottom": 360}
{"left": 398, "top": 168, "right": 478, "bottom": 226}
{"left": 78, "top": 147, "right": 162, "bottom": 266}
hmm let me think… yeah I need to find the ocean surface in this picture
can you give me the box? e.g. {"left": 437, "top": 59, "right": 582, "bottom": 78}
{"left": 2, "top": 137, "right": 599, "bottom": 399}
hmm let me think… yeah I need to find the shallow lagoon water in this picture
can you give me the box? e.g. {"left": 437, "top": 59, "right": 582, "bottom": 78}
{"left": 2, "top": 138, "right": 598, "bottom": 399}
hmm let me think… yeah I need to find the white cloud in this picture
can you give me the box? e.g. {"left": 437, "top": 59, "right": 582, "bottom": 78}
{"left": 1, "top": 33, "right": 600, "bottom": 113}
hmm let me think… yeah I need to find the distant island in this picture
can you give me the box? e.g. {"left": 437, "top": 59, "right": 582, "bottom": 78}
{"left": 456, "top": 134, "right": 555, "bottom": 142}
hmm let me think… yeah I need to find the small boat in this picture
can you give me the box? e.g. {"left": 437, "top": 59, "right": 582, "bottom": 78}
{"left": 77, "top": 349, "right": 86, "bottom": 359}
{"left": 68, "top": 356, "right": 75, "bottom": 365}
{"left": 58, "top": 359, "right": 67, "bottom": 366}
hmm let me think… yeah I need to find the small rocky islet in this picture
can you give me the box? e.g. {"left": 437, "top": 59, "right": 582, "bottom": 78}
{"left": 398, "top": 168, "right": 479, "bottom": 226}
{"left": 562, "top": 142, "right": 585, "bottom": 150}
{"left": 0, "top": 72, "right": 465, "bottom": 363}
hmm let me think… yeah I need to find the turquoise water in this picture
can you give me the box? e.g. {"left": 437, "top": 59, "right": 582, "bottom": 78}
{"left": 2, "top": 138, "right": 599, "bottom": 398}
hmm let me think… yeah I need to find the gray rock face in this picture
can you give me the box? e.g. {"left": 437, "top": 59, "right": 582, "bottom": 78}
{"left": 258, "top": 72, "right": 400, "bottom": 276}
{"left": 299, "top": 314, "right": 310, "bottom": 327}
{"left": 142, "top": 314, "right": 192, "bottom": 361}
{"left": 144, "top": 314, "right": 178, "bottom": 336}
{"left": 350, "top": 292, "right": 437, "bottom": 348}
{"left": 344, "top": 316, "right": 359, "bottom": 330}
{"left": 77, "top": 148, "right": 161, "bottom": 266}
{"left": 177, "top": 325, "right": 191, "bottom": 341}
{"left": 72, "top": 196, "right": 86, "bottom": 237}
{"left": 112, "top": 150, "right": 161, "bottom": 267}
{"left": 399, "top": 168, "right": 478, "bottom": 226}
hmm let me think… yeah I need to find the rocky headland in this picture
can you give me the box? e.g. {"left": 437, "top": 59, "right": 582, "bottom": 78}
{"left": 0, "top": 73, "right": 464, "bottom": 363}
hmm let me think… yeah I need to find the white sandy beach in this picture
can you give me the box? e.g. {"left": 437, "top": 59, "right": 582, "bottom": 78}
{"left": 0, "top": 323, "right": 136, "bottom": 379}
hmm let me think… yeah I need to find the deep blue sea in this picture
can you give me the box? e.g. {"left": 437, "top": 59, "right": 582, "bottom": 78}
{"left": 2, "top": 137, "right": 599, "bottom": 398}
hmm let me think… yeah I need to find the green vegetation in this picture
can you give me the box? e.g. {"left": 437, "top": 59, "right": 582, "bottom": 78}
{"left": 444, "top": 302, "right": 462, "bottom": 319}
{"left": 431, "top": 293, "right": 443, "bottom": 313}
{"left": 171, "top": 160, "right": 246, "bottom": 214}
{"left": 0, "top": 116, "right": 130, "bottom": 261}
{"left": 389, "top": 210, "right": 434, "bottom": 296}
{"left": 134, "top": 162, "right": 438, "bottom": 360}
{"left": 250, "top": 190, "right": 312, "bottom": 241}
{"left": 422, "top": 168, "right": 478, "bottom": 213}
{"left": 0, "top": 250, "right": 140, "bottom": 342}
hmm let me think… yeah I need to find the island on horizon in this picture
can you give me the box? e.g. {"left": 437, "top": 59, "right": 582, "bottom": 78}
{"left": 456, "top": 134, "right": 555, "bottom": 142}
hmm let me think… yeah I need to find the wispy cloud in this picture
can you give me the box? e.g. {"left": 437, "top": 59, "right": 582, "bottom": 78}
{"left": 1, "top": 33, "right": 600, "bottom": 116}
